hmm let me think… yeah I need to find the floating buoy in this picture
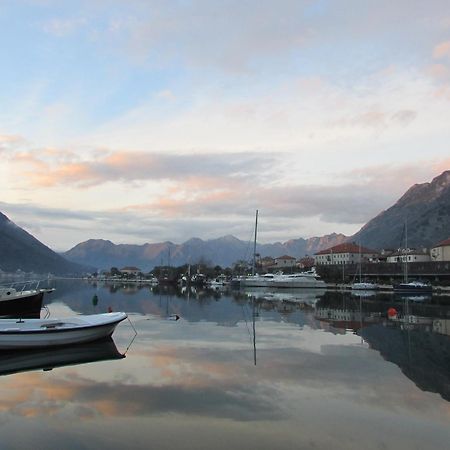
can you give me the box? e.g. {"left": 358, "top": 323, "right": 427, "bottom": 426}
{"left": 108, "top": 306, "right": 113, "bottom": 313}
{"left": 387, "top": 307, "right": 397, "bottom": 318}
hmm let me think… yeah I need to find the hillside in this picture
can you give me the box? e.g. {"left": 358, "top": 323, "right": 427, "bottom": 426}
{"left": 0, "top": 212, "right": 87, "bottom": 275}
{"left": 351, "top": 170, "right": 450, "bottom": 249}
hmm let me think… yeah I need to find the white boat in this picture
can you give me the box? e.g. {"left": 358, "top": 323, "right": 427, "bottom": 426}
{"left": 0, "top": 312, "right": 127, "bottom": 350}
{"left": 392, "top": 220, "right": 432, "bottom": 294}
{"left": 207, "top": 274, "right": 229, "bottom": 287}
{"left": 239, "top": 270, "right": 326, "bottom": 289}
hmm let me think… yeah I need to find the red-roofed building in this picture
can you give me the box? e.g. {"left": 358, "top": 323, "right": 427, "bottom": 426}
{"left": 314, "top": 242, "right": 379, "bottom": 266}
{"left": 431, "top": 237, "right": 450, "bottom": 261}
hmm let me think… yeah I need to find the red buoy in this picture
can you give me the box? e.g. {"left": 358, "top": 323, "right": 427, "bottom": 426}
{"left": 387, "top": 307, "right": 397, "bottom": 318}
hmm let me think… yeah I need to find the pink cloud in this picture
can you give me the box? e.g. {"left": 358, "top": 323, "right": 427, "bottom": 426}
{"left": 427, "top": 63, "right": 450, "bottom": 81}
{"left": 433, "top": 41, "right": 450, "bottom": 59}
{"left": 9, "top": 147, "right": 272, "bottom": 189}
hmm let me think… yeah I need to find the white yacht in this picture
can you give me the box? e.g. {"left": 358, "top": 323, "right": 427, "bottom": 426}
{"left": 239, "top": 269, "right": 326, "bottom": 289}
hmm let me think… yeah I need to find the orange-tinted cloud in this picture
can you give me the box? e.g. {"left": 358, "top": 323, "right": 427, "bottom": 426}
{"left": 427, "top": 63, "right": 450, "bottom": 81}
{"left": 10, "top": 148, "right": 273, "bottom": 189}
{"left": 433, "top": 41, "right": 450, "bottom": 59}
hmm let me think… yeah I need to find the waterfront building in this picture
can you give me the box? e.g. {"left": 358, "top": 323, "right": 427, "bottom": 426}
{"left": 386, "top": 249, "right": 431, "bottom": 263}
{"left": 272, "top": 255, "right": 297, "bottom": 269}
{"left": 120, "top": 266, "right": 142, "bottom": 276}
{"left": 314, "top": 242, "right": 379, "bottom": 266}
{"left": 260, "top": 256, "right": 275, "bottom": 269}
{"left": 431, "top": 238, "right": 450, "bottom": 262}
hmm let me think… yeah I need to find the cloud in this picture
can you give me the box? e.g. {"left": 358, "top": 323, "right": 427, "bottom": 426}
{"left": 0, "top": 134, "right": 26, "bottom": 153}
{"left": 42, "top": 17, "right": 88, "bottom": 37}
{"left": 3, "top": 157, "right": 447, "bottom": 250}
{"left": 427, "top": 63, "right": 450, "bottom": 81}
{"left": 10, "top": 147, "right": 277, "bottom": 188}
{"left": 99, "top": 0, "right": 311, "bottom": 71}
{"left": 390, "top": 110, "right": 417, "bottom": 126}
{"left": 433, "top": 41, "right": 450, "bottom": 59}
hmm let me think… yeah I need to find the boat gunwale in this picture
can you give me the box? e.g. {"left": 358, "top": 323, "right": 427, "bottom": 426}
{"left": 0, "top": 313, "right": 127, "bottom": 335}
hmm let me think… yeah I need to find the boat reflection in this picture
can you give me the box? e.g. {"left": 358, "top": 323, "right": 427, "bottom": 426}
{"left": 0, "top": 337, "right": 125, "bottom": 377}
{"left": 241, "top": 287, "right": 326, "bottom": 305}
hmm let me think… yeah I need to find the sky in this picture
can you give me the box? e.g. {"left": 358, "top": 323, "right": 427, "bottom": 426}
{"left": 1, "top": 0, "right": 450, "bottom": 251}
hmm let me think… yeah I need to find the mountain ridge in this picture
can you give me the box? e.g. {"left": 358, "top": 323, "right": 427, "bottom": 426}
{"left": 350, "top": 170, "right": 450, "bottom": 249}
{"left": 0, "top": 212, "right": 88, "bottom": 275}
{"left": 63, "top": 233, "right": 349, "bottom": 271}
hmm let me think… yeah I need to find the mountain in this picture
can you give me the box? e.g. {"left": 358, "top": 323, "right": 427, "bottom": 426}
{"left": 351, "top": 170, "right": 450, "bottom": 249}
{"left": 63, "top": 233, "right": 348, "bottom": 271}
{"left": 0, "top": 212, "right": 87, "bottom": 275}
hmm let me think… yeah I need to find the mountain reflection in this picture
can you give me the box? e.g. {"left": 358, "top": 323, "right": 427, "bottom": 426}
{"left": 36, "top": 279, "right": 450, "bottom": 416}
{"left": 0, "top": 279, "right": 448, "bottom": 450}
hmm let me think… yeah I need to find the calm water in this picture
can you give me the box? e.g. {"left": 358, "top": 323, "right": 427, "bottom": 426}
{"left": 0, "top": 279, "right": 449, "bottom": 449}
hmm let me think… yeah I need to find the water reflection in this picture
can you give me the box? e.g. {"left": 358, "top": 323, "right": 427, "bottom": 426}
{"left": 0, "top": 279, "right": 447, "bottom": 449}
{"left": 0, "top": 338, "right": 124, "bottom": 377}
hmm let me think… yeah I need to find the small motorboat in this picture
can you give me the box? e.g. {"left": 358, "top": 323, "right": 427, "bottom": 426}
{"left": 0, "top": 312, "right": 127, "bottom": 350}
{"left": 393, "top": 281, "right": 433, "bottom": 294}
{"left": 0, "top": 283, "right": 55, "bottom": 318}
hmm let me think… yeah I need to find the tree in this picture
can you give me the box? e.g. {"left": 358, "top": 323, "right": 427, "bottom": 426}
{"left": 110, "top": 267, "right": 121, "bottom": 276}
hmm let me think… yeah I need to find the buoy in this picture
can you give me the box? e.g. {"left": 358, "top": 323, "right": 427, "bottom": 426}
{"left": 108, "top": 306, "right": 113, "bottom": 313}
{"left": 387, "top": 307, "right": 397, "bottom": 318}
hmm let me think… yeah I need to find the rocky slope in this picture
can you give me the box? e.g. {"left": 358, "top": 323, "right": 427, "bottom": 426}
{"left": 0, "top": 212, "right": 87, "bottom": 275}
{"left": 351, "top": 170, "right": 450, "bottom": 249}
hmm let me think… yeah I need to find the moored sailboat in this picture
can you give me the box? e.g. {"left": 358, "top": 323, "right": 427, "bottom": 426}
{"left": 393, "top": 220, "right": 432, "bottom": 294}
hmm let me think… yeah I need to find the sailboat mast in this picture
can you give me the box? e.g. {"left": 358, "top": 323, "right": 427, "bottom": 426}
{"left": 359, "top": 241, "right": 362, "bottom": 283}
{"left": 252, "top": 210, "right": 258, "bottom": 276}
{"left": 252, "top": 297, "right": 256, "bottom": 366}
{"left": 404, "top": 218, "right": 408, "bottom": 283}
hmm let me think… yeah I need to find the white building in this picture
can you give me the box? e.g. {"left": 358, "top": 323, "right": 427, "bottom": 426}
{"left": 120, "top": 266, "right": 142, "bottom": 276}
{"left": 431, "top": 238, "right": 450, "bottom": 262}
{"left": 314, "top": 243, "right": 379, "bottom": 266}
{"left": 386, "top": 249, "right": 430, "bottom": 263}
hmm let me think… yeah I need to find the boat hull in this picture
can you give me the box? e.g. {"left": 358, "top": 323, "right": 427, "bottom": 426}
{"left": 240, "top": 278, "right": 326, "bottom": 289}
{"left": 393, "top": 284, "right": 433, "bottom": 294}
{"left": 0, "top": 312, "right": 127, "bottom": 350}
{"left": 0, "top": 291, "right": 44, "bottom": 318}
